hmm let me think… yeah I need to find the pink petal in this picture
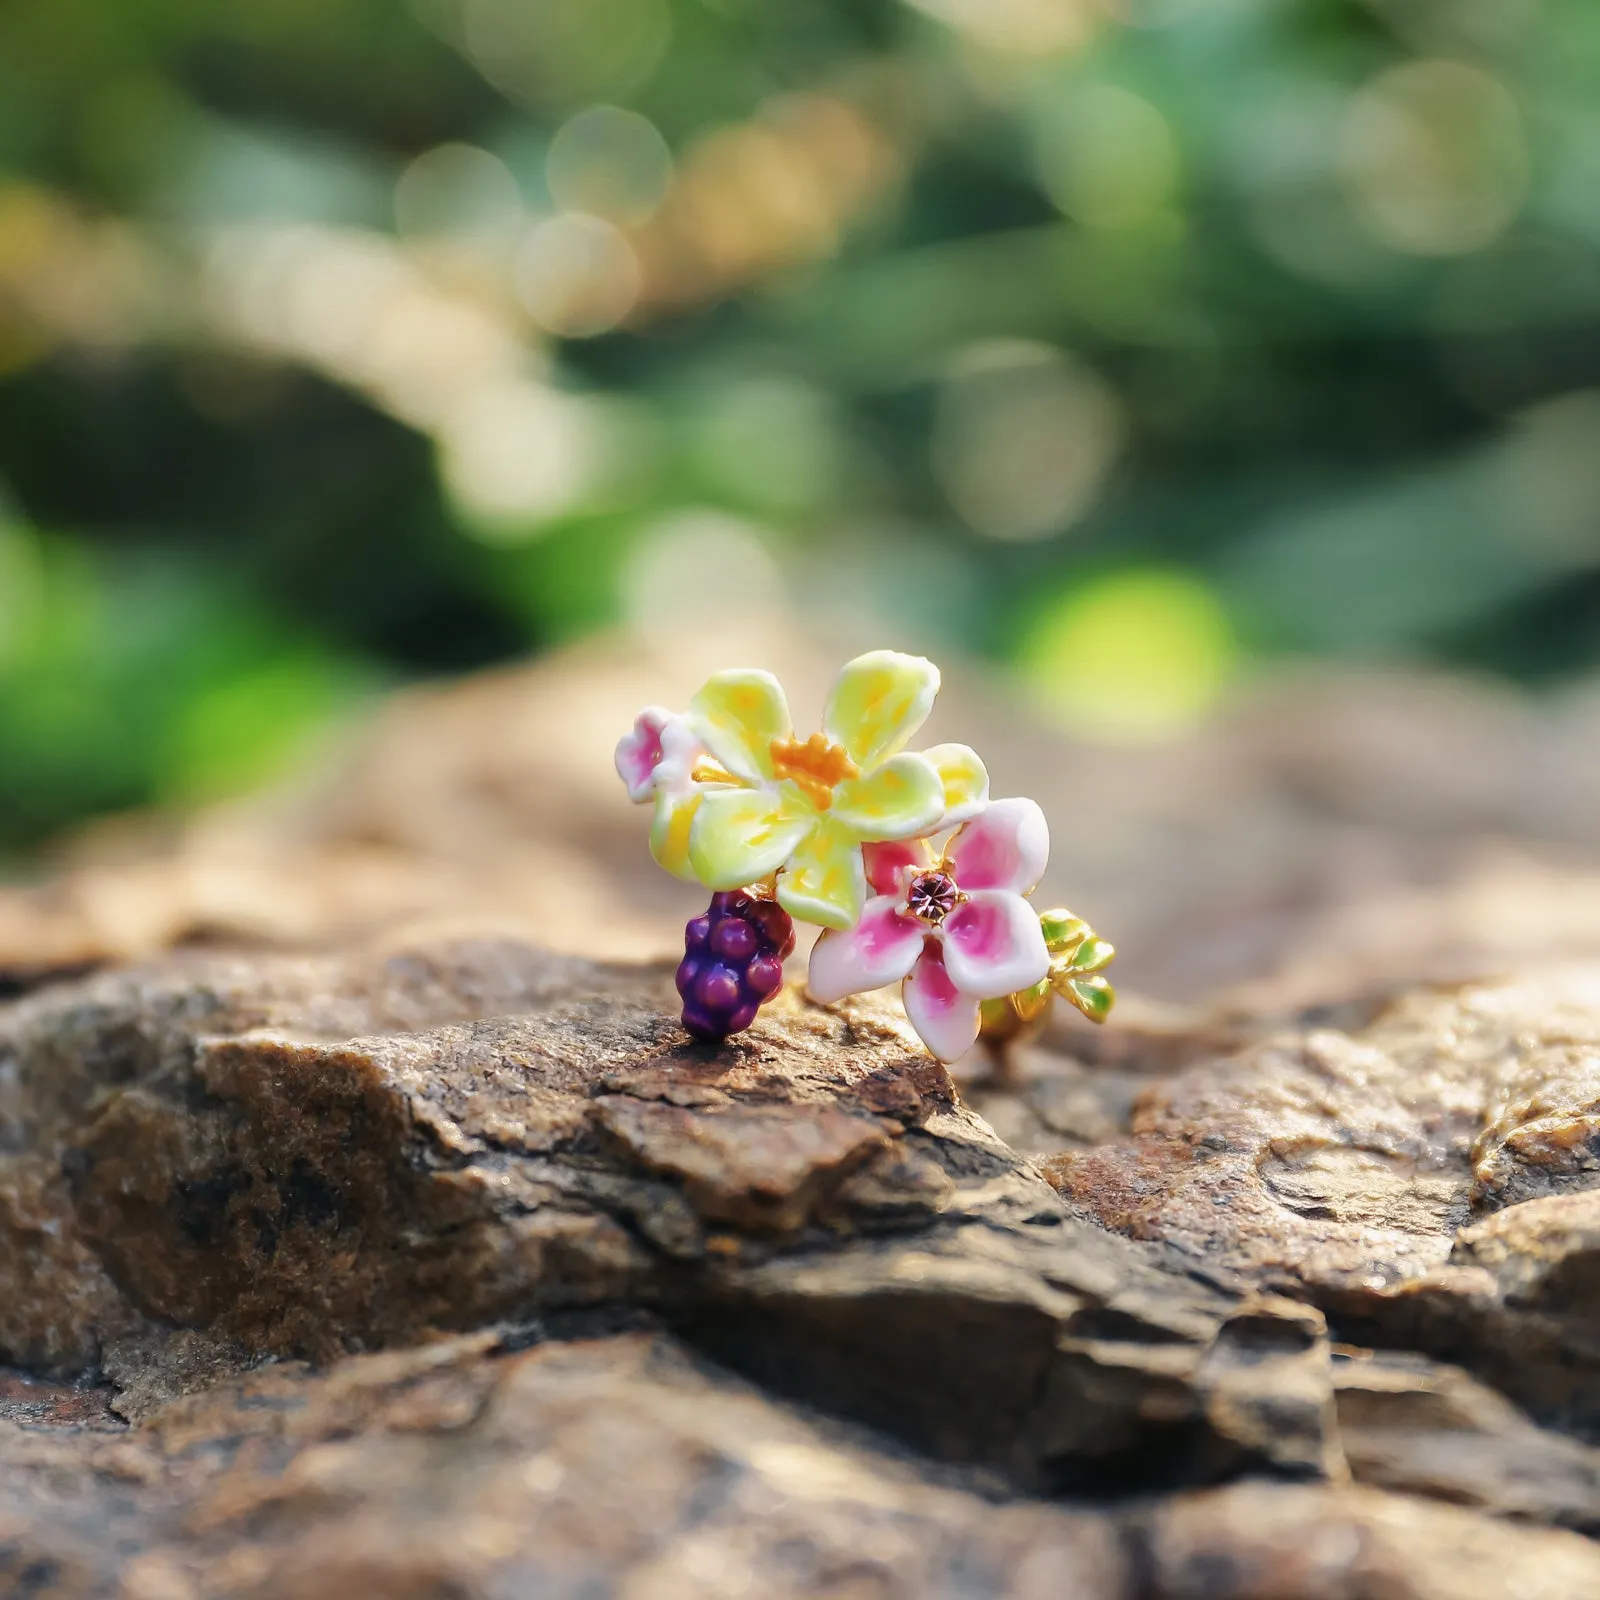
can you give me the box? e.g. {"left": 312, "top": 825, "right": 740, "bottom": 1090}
{"left": 946, "top": 798, "right": 1049, "bottom": 894}
{"left": 615, "top": 706, "right": 674, "bottom": 803}
{"left": 941, "top": 890, "right": 1050, "bottom": 999}
{"left": 807, "top": 897, "right": 925, "bottom": 1003}
{"left": 902, "top": 943, "right": 981, "bottom": 1063}
{"left": 654, "top": 715, "right": 705, "bottom": 794}
{"left": 862, "top": 839, "right": 929, "bottom": 898}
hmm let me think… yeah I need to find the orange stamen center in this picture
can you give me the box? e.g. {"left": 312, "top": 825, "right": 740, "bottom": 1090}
{"left": 768, "top": 733, "right": 858, "bottom": 809}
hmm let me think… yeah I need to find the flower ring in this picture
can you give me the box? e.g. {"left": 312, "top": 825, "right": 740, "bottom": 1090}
{"left": 616, "top": 650, "right": 1115, "bottom": 1055}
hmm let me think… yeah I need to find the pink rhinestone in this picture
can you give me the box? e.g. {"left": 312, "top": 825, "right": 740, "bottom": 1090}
{"left": 907, "top": 870, "right": 959, "bottom": 925}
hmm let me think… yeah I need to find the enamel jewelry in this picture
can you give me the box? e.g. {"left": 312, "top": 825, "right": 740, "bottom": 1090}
{"left": 616, "top": 650, "right": 1116, "bottom": 1060}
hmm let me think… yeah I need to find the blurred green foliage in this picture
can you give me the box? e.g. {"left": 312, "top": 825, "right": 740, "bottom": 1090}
{"left": 1, "top": 0, "right": 1599, "bottom": 853}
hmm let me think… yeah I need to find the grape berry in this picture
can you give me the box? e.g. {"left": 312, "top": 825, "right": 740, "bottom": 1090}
{"left": 677, "top": 890, "right": 796, "bottom": 1042}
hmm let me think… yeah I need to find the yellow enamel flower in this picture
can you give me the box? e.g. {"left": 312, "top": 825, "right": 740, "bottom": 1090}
{"left": 675, "top": 651, "right": 989, "bottom": 931}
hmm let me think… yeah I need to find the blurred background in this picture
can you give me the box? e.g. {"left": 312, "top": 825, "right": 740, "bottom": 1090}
{"left": 1, "top": 0, "right": 1599, "bottom": 862}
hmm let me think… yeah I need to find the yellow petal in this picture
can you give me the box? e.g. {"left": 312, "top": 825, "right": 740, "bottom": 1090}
{"left": 777, "top": 816, "right": 866, "bottom": 931}
{"left": 923, "top": 742, "right": 989, "bottom": 828}
{"left": 830, "top": 751, "right": 943, "bottom": 842}
{"left": 649, "top": 787, "right": 703, "bottom": 882}
{"left": 688, "top": 785, "right": 813, "bottom": 890}
{"left": 687, "top": 669, "right": 791, "bottom": 782}
{"left": 823, "top": 651, "right": 939, "bottom": 770}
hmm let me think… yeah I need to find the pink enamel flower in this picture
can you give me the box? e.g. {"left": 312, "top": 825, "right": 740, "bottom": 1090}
{"left": 807, "top": 798, "right": 1051, "bottom": 1063}
{"left": 616, "top": 706, "right": 693, "bottom": 802}
{"left": 615, "top": 707, "right": 718, "bottom": 883}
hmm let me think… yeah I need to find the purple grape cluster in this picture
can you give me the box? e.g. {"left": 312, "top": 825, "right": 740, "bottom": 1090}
{"left": 676, "top": 890, "right": 796, "bottom": 1042}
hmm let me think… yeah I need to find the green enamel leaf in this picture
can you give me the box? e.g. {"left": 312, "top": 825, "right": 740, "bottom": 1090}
{"left": 1039, "top": 908, "right": 1087, "bottom": 952}
{"left": 1064, "top": 935, "right": 1115, "bottom": 975}
{"left": 1057, "top": 974, "right": 1116, "bottom": 1024}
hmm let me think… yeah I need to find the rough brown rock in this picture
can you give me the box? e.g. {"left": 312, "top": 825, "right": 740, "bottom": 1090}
{"left": 1046, "top": 970, "right": 1600, "bottom": 1438}
{"left": 2, "top": 933, "right": 1278, "bottom": 1490}
{"left": 11, "top": 932, "right": 1600, "bottom": 1590}
{"left": 11, "top": 1328, "right": 1600, "bottom": 1599}
{"left": 0, "top": 1331, "right": 1132, "bottom": 1600}
{"left": 1331, "top": 1348, "right": 1600, "bottom": 1534}
{"left": 1139, "top": 1480, "right": 1600, "bottom": 1600}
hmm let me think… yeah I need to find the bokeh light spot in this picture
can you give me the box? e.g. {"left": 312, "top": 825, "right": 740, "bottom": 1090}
{"left": 515, "top": 213, "right": 640, "bottom": 336}
{"left": 689, "top": 378, "right": 842, "bottom": 516}
{"left": 1034, "top": 84, "right": 1180, "bottom": 229}
{"left": 394, "top": 143, "right": 524, "bottom": 242}
{"left": 903, "top": 0, "right": 1098, "bottom": 58}
{"left": 1018, "top": 569, "right": 1236, "bottom": 741}
{"left": 620, "top": 510, "right": 786, "bottom": 635}
{"left": 547, "top": 106, "right": 673, "bottom": 227}
{"left": 933, "top": 341, "right": 1122, "bottom": 542}
{"left": 460, "top": 0, "right": 671, "bottom": 108}
{"left": 438, "top": 378, "right": 606, "bottom": 529}
{"left": 1339, "top": 60, "right": 1526, "bottom": 258}
{"left": 1237, "top": 85, "right": 1402, "bottom": 290}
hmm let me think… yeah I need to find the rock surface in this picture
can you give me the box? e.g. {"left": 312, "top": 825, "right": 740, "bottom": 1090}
{"left": 7, "top": 935, "right": 1600, "bottom": 1592}
{"left": 0, "top": 932, "right": 1272, "bottom": 1488}
{"left": 19, "top": 1325, "right": 1600, "bottom": 1600}
{"left": 1046, "top": 970, "right": 1600, "bottom": 1435}
{"left": 10, "top": 642, "right": 1600, "bottom": 1594}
